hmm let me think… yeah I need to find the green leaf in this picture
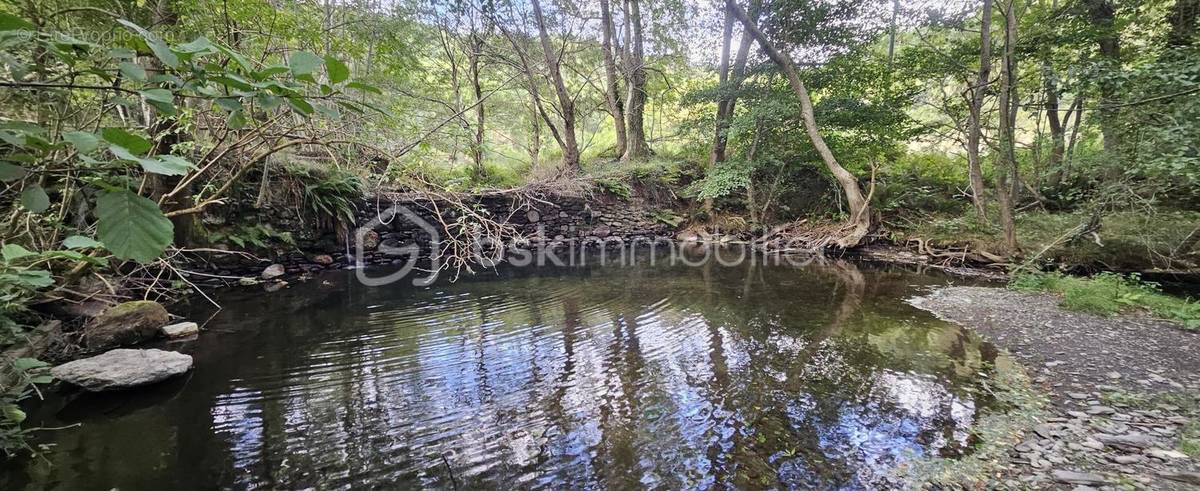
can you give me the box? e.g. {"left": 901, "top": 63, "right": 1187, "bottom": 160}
{"left": 0, "top": 161, "right": 26, "bottom": 181}
{"left": 1, "top": 243, "right": 35, "bottom": 262}
{"left": 101, "top": 128, "right": 152, "bottom": 155}
{"left": 149, "top": 155, "right": 195, "bottom": 175}
{"left": 118, "top": 61, "right": 147, "bottom": 82}
{"left": 3, "top": 404, "right": 25, "bottom": 424}
{"left": 116, "top": 19, "right": 178, "bottom": 69}
{"left": 95, "top": 190, "right": 173, "bottom": 263}
{"left": 227, "top": 109, "right": 247, "bottom": 129}
{"left": 176, "top": 36, "right": 215, "bottom": 54}
{"left": 346, "top": 81, "right": 382, "bottom": 95}
{"left": 325, "top": 56, "right": 349, "bottom": 84}
{"left": 20, "top": 185, "right": 49, "bottom": 213}
{"left": 141, "top": 88, "right": 176, "bottom": 115}
{"left": 110, "top": 145, "right": 192, "bottom": 176}
{"left": 287, "top": 97, "right": 314, "bottom": 116}
{"left": 214, "top": 43, "right": 253, "bottom": 72}
{"left": 0, "top": 13, "right": 34, "bottom": 32}
{"left": 12, "top": 358, "right": 49, "bottom": 371}
{"left": 63, "top": 131, "right": 100, "bottom": 153}
{"left": 63, "top": 235, "right": 103, "bottom": 249}
{"left": 13, "top": 269, "right": 52, "bottom": 288}
{"left": 288, "top": 51, "right": 322, "bottom": 77}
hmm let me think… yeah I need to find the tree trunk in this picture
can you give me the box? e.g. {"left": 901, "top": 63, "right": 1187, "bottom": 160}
{"left": 966, "top": 0, "right": 993, "bottom": 223}
{"left": 1167, "top": 0, "right": 1199, "bottom": 47}
{"left": 600, "top": 0, "right": 627, "bottom": 157}
{"left": 704, "top": 7, "right": 736, "bottom": 213}
{"left": 1042, "top": 60, "right": 1066, "bottom": 187}
{"left": 1084, "top": 0, "right": 1122, "bottom": 154}
{"left": 621, "top": 0, "right": 650, "bottom": 162}
{"left": 468, "top": 34, "right": 485, "bottom": 176}
{"left": 995, "top": 0, "right": 1020, "bottom": 253}
{"left": 726, "top": 0, "right": 871, "bottom": 247}
{"left": 531, "top": 0, "right": 581, "bottom": 173}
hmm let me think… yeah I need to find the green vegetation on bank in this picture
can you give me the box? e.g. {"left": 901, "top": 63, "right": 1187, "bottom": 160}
{"left": 1010, "top": 271, "right": 1200, "bottom": 329}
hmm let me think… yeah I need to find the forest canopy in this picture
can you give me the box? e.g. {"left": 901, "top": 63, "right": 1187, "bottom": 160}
{"left": 0, "top": 0, "right": 1196, "bottom": 326}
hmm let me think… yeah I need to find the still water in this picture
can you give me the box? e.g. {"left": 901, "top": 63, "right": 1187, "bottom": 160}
{"left": 5, "top": 248, "right": 1009, "bottom": 489}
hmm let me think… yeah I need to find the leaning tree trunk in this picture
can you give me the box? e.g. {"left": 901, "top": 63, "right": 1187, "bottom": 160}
{"left": 621, "top": 0, "right": 651, "bottom": 162}
{"left": 966, "top": 0, "right": 993, "bottom": 223}
{"left": 600, "top": 0, "right": 627, "bottom": 157}
{"left": 726, "top": 0, "right": 871, "bottom": 247}
{"left": 995, "top": 0, "right": 1020, "bottom": 253}
{"left": 531, "top": 0, "right": 581, "bottom": 173}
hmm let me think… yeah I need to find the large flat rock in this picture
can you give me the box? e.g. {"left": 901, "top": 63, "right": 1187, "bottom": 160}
{"left": 51, "top": 349, "right": 193, "bottom": 391}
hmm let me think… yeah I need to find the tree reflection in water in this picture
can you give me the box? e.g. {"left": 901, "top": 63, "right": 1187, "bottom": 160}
{"left": 5, "top": 247, "right": 1007, "bottom": 490}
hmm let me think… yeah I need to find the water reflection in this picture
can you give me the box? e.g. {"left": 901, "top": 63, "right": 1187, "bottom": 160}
{"left": 5, "top": 248, "right": 1003, "bottom": 490}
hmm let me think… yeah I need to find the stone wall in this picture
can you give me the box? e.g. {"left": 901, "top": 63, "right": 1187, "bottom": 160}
{"left": 194, "top": 193, "right": 674, "bottom": 278}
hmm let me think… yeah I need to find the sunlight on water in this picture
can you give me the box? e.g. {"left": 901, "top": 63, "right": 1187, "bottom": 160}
{"left": 4, "top": 249, "right": 1006, "bottom": 489}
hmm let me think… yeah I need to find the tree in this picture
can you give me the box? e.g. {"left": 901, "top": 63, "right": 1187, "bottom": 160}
{"left": 725, "top": 0, "right": 872, "bottom": 247}
{"left": 995, "top": 0, "right": 1020, "bottom": 253}
{"left": 1082, "top": 0, "right": 1122, "bottom": 154}
{"left": 529, "top": 0, "right": 582, "bottom": 173}
{"left": 620, "top": 0, "right": 651, "bottom": 162}
{"left": 966, "top": 0, "right": 994, "bottom": 223}
{"left": 600, "top": 0, "right": 627, "bottom": 157}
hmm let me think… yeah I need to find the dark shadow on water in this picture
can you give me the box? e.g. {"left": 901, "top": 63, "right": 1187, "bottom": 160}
{"left": 3, "top": 246, "right": 1007, "bottom": 490}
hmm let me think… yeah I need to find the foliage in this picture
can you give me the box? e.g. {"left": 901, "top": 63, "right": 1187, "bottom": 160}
{"left": 297, "top": 170, "right": 363, "bottom": 230}
{"left": 1009, "top": 271, "right": 1200, "bottom": 329}
{"left": 208, "top": 224, "right": 295, "bottom": 251}
{"left": 1, "top": 357, "right": 53, "bottom": 457}
{"left": 595, "top": 178, "right": 633, "bottom": 201}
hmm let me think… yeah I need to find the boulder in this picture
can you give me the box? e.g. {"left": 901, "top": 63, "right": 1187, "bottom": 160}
{"left": 358, "top": 230, "right": 381, "bottom": 250}
{"left": 51, "top": 349, "right": 192, "bottom": 391}
{"left": 261, "top": 263, "right": 286, "bottom": 280}
{"left": 161, "top": 321, "right": 199, "bottom": 338}
{"left": 84, "top": 301, "right": 169, "bottom": 350}
{"left": 311, "top": 254, "right": 334, "bottom": 266}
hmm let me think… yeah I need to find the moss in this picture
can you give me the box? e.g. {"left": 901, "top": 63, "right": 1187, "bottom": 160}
{"left": 1182, "top": 420, "right": 1200, "bottom": 458}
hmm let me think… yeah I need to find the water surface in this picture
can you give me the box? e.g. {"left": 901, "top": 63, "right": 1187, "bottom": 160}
{"left": 5, "top": 249, "right": 1008, "bottom": 489}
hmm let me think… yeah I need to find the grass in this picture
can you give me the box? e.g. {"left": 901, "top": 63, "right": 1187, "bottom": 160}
{"left": 1182, "top": 420, "right": 1200, "bottom": 458}
{"left": 1009, "top": 271, "right": 1200, "bottom": 329}
{"left": 896, "top": 209, "right": 1200, "bottom": 271}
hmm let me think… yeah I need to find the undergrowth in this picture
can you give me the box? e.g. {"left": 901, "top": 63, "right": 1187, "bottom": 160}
{"left": 1009, "top": 271, "right": 1200, "bottom": 329}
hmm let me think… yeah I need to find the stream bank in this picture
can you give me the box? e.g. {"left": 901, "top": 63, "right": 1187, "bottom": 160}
{"left": 909, "top": 286, "right": 1200, "bottom": 490}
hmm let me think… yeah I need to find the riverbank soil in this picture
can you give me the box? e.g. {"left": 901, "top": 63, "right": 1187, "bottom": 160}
{"left": 910, "top": 286, "right": 1200, "bottom": 490}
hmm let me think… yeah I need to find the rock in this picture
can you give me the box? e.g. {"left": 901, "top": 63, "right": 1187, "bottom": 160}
{"left": 592, "top": 225, "right": 612, "bottom": 238}
{"left": 1095, "top": 433, "right": 1156, "bottom": 450}
{"left": 1144, "top": 448, "right": 1187, "bottom": 460}
{"left": 1158, "top": 471, "right": 1200, "bottom": 485}
{"left": 51, "top": 349, "right": 192, "bottom": 391}
{"left": 261, "top": 263, "right": 286, "bottom": 280}
{"left": 84, "top": 301, "right": 170, "bottom": 350}
{"left": 161, "top": 321, "right": 199, "bottom": 338}
{"left": 1086, "top": 406, "right": 1115, "bottom": 415}
{"left": 264, "top": 280, "right": 288, "bottom": 293}
{"left": 311, "top": 254, "right": 334, "bottom": 266}
{"left": 358, "top": 230, "right": 380, "bottom": 250}
{"left": 526, "top": 209, "right": 541, "bottom": 223}
{"left": 1052, "top": 470, "right": 1108, "bottom": 485}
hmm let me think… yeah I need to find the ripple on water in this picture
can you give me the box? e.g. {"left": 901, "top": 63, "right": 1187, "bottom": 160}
{"left": 5, "top": 256, "right": 1006, "bottom": 490}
